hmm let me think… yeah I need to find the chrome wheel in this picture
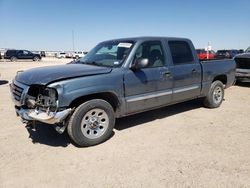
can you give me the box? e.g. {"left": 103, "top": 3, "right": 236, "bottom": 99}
{"left": 213, "top": 86, "right": 223, "bottom": 104}
{"left": 80, "top": 108, "right": 109, "bottom": 139}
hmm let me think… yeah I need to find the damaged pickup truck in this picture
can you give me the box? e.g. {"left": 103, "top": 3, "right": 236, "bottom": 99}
{"left": 10, "top": 37, "right": 236, "bottom": 147}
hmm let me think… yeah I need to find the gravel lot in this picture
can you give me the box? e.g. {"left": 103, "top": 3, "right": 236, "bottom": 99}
{"left": 0, "top": 58, "right": 250, "bottom": 187}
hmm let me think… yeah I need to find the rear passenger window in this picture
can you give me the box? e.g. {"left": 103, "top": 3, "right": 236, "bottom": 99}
{"left": 168, "top": 41, "right": 194, "bottom": 65}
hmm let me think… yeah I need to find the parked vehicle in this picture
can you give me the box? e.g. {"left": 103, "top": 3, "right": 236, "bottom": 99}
{"left": 65, "top": 51, "right": 87, "bottom": 59}
{"left": 40, "top": 51, "right": 46, "bottom": 57}
{"left": 196, "top": 49, "right": 215, "bottom": 60}
{"left": 238, "top": 49, "right": 245, "bottom": 54}
{"left": 215, "top": 50, "right": 239, "bottom": 59}
{"left": 56, "top": 52, "right": 66, "bottom": 58}
{"left": 4, "top": 50, "right": 41, "bottom": 62}
{"left": 73, "top": 51, "right": 87, "bottom": 59}
{"left": 234, "top": 46, "right": 250, "bottom": 82}
{"left": 10, "top": 37, "right": 236, "bottom": 147}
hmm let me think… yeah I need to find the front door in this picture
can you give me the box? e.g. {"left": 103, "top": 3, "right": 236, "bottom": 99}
{"left": 124, "top": 41, "right": 173, "bottom": 114}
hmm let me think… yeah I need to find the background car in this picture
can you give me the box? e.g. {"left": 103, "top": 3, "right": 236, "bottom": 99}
{"left": 56, "top": 52, "right": 66, "bottom": 58}
{"left": 234, "top": 46, "right": 250, "bottom": 82}
{"left": 196, "top": 49, "right": 215, "bottom": 60}
{"left": 73, "top": 51, "right": 87, "bottom": 59}
{"left": 65, "top": 51, "right": 87, "bottom": 59}
{"left": 4, "top": 50, "right": 41, "bottom": 62}
{"left": 238, "top": 49, "right": 245, "bottom": 54}
{"left": 40, "top": 51, "right": 46, "bottom": 57}
{"left": 215, "top": 49, "right": 239, "bottom": 59}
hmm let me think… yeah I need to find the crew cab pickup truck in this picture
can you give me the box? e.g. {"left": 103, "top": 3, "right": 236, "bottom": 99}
{"left": 10, "top": 37, "right": 236, "bottom": 147}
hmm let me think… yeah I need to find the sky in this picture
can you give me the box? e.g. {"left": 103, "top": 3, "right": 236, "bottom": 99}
{"left": 0, "top": 0, "right": 250, "bottom": 51}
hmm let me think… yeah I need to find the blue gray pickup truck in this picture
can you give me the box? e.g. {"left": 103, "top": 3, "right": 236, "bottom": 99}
{"left": 10, "top": 37, "right": 236, "bottom": 146}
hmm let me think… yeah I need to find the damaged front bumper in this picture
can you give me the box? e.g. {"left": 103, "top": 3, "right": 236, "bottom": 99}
{"left": 16, "top": 107, "right": 72, "bottom": 124}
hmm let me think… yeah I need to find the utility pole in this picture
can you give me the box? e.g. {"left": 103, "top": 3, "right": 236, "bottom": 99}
{"left": 206, "top": 42, "right": 212, "bottom": 59}
{"left": 207, "top": 42, "right": 209, "bottom": 59}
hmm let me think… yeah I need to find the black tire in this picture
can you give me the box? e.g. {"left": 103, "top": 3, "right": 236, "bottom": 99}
{"left": 67, "top": 99, "right": 115, "bottom": 147}
{"left": 203, "top": 80, "right": 224, "bottom": 108}
{"left": 33, "top": 56, "right": 40, "bottom": 61}
{"left": 10, "top": 56, "right": 17, "bottom": 62}
{"left": 75, "top": 55, "right": 79, "bottom": 59}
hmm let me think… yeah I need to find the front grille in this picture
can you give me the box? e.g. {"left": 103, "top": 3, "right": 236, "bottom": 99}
{"left": 12, "top": 83, "right": 24, "bottom": 102}
{"left": 235, "top": 58, "right": 250, "bottom": 69}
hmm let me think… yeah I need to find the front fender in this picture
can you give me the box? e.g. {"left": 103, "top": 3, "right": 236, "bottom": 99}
{"left": 48, "top": 72, "right": 124, "bottom": 107}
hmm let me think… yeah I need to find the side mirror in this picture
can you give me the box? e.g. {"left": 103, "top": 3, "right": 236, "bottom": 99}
{"left": 131, "top": 58, "right": 149, "bottom": 70}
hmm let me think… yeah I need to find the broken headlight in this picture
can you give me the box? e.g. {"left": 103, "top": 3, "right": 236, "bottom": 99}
{"left": 27, "top": 85, "right": 58, "bottom": 110}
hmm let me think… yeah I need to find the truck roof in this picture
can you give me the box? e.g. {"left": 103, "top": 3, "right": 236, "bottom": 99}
{"left": 103, "top": 36, "right": 190, "bottom": 43}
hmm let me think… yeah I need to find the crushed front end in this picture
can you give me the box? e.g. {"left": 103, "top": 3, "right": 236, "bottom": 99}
{"left": 10, "top": 80, "right": 72, "bottom": 131}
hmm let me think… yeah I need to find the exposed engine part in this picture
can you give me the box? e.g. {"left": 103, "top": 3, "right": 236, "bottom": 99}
{"left": 26, "top": 99, "right": 36, "bottom": 108}
{"left": 27, "top": 85, "right": 58, "bottom": 111}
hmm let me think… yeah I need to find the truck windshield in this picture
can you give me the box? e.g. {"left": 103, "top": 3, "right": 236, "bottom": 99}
{"left": 77, "top": 40, "right": 134, "bottom": 67}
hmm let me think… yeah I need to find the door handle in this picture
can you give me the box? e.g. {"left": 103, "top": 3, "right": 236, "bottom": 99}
{"left": 162, "top": 71, "right": 171, "bottom": 78}
{"left": 192, "top": 69, "right": 197, "bottom": 74}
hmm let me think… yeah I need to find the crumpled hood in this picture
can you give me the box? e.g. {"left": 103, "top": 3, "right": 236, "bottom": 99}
{"left": 16, "top": 64, "right": 112, "bottom": 85}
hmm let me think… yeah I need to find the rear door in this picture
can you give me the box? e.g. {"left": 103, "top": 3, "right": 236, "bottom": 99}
{"left": 23, "top": 50, "right": 33, "bottom": 59}
{"left": 167, "top": 40, "right": 202, "bottom": 102}
{"left": 124, "top": 40, "right": 173, "bottom": 114}
{"left": 16, "top": 50, "right": 24, "bottom": 59}
{"left": 17, "top": 50, "right": 32, "bottom": 59}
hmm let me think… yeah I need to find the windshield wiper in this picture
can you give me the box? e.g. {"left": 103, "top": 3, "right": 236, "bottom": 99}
{"left": 78, "top": 61, "right": 99, "bottom": 66}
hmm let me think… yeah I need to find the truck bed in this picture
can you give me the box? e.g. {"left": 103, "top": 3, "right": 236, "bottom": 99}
{"left": 200, "top": 59, "right": 236, "bottom": 95}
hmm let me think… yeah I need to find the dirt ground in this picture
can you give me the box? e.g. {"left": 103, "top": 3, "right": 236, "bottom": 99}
{"left": 0, "top": 58, "right": 250, "bottom": 188}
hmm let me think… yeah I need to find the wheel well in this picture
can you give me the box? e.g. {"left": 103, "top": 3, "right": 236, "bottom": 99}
{"left": 69, "top": 92, "right": 119, "bottom": 111}
{"left": 213, "top": 75, "right": 227, "bottom": 85}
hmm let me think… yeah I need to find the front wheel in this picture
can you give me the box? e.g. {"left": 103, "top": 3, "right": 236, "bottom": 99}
{"left": 203, "top": 80, "right": 224, "bottom": 108}
{"left": 33, "top": 56, "right": 40, "bottom": 61}
{"left": 67, "top": 99, "right": 115, "bottom": 147}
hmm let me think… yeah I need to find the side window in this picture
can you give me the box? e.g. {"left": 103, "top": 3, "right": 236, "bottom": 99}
{"left": 134, "top": 41, "right": 165, "bottom": 68}
{"left": 23, "top": 50, "right": 29, "bottom": 55}
{"left": 18, "top": 50, "right": 23, "bottom": 55}
{"left": 168, "top": 41, "right": 194, "bottom": 65}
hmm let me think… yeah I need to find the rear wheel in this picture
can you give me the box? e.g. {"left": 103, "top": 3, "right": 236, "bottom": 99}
{"left": 67, "top": 99, "right": 115, "bottom": 147}
{"left": 203, "top": 80, "right": 224, "bottom": 108}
